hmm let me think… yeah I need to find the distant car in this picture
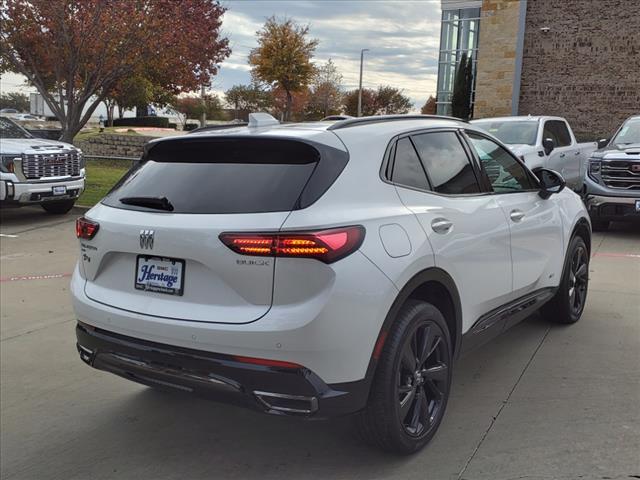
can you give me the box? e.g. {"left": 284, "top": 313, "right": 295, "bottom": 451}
{"left": 584, "top": 115, "right": 640, "bottom": 230}
{"left": 0, "top": 116, "right": 85, "bottom": 214}
{"left": 471, "top": 116, "right": 597, "bottom": 192}
{"left": 12, "top": 113, "right": 43, "bottom": 122}
{"left": 72, "top": 113, "right": 591, "bottom": 453}
{"left": 0, "top": 108, "right": 19, "bottom": 114}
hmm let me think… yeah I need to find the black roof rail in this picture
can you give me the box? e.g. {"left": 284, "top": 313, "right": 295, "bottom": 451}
{"left": 326, "top": 114, "right": 466, "bottom": 131}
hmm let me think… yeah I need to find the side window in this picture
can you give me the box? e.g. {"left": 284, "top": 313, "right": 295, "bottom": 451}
{"left": 391, "top": 137, "right": 430, "bottom": 190}
{"left": 466, "top": 132, "right": 536, "bottom": 193}
{"left": 411, "top": 131, "right": 481, "bottom": 194}
{"left": 543, "top": 120, "right": 571, "bottom": 147}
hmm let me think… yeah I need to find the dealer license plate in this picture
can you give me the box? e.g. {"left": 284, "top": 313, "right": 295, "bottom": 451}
{"left": 52, "top": 186, "right": 67, "bottom": 196}
{"left": 635, "top": 200, "right": 640, "bottom": 212}
{"left": 135, "top": 255, "right": 185, "bottom": 296}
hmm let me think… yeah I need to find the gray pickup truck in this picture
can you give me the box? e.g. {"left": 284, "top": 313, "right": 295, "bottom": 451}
{"left": 584, "top": 115, "right": 640, "bottom": 230}
{"left": 0, "top": 116, "right": 85, "bottom": 214}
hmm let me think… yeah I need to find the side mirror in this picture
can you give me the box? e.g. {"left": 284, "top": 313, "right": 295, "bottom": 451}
{"left": 597, "top": 138, "right": 609, "bottom": 149}
{"left": 536, "top": 168, "right": 566, "bottom": 199}
{"left": 542, "top": 137, "right": 555, "bottom": 155}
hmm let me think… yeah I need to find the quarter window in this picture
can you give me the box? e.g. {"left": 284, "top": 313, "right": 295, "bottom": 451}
{"left": 543, "top": 120, "right": 571, "bottom": 147}
{"left": 467, "top": 133, "right": 536, "bottom": 193}
{"left": 391, "top": 137, "right": 430, "bottom": 190}
{"left": 411, "top": 131, "right": 481, "bottom": 194}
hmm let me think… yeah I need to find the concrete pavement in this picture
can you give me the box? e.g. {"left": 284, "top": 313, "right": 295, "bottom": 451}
{"left": 1, "top": 206, "right": 638, "bottom": 480}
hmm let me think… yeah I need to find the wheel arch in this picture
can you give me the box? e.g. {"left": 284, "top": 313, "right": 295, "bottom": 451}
{"left": 365, "top": 267, "right": 463, "bottom": 384}
{"left": 570, "top": 216, "right": 592, "bottom": 255}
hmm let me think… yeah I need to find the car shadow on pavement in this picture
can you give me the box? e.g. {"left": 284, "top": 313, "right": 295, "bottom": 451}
{"left": 42, "top": 315, "right": 553, "bottom": 479}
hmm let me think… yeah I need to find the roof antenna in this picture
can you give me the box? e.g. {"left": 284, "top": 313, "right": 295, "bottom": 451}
{"left": 248, "top": 113, "right": 279, "bottom": 128}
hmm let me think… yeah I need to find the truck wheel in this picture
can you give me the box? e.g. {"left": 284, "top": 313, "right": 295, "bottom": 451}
{"left": 591, "top": 218, "right": 609, "bottom": 231}
{"left": 542, "top": 235, "right": 589, "bottom": 324}
{"left": 41, "top": 200, "right": 76, "bottom": 215}
{"left": 354, "top": 300, "right": 452, "bottom": 454}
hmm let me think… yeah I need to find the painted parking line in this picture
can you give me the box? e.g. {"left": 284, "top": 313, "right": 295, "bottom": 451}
{"left": 593, "top": 252, "right": 640, "bottom": 259}
{"left": 0, "top": 273, "right": 72, "bottom": 283}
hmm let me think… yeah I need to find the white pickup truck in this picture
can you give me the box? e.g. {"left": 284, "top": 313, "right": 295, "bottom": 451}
{"left": 471, "top": 116, "right": 597, "bottom": 192}
{"left": 1, "top": 116, "right": 85, "bottom": 214}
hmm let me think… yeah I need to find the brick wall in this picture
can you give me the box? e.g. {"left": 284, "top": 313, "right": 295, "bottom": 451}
{"left": 74, "top": 134, "right": 154, "bottom": 158}
{"left": 474, "top": 0, "right": 523, "bottom": 118}
{"left": 519, "top": 0, "right": 640, "bottom": 140}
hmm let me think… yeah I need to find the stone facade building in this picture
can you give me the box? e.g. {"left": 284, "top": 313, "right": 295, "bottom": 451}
{"left": 436, "top": 0, "right": 640, "bottom": 139}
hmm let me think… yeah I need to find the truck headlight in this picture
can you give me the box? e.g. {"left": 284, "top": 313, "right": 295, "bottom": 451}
{"left": 1, "top": 155, "right": 20, "bottom": 174}
{"left": 588, "top": 160, "right": 601, "bottom": 183}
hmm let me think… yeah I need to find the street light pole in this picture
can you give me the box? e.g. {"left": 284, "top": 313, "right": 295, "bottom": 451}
{"left": 200, "top": 84, "right": 207, "bottom": 128}
{"left": 357, "top": 48, "right": 369, "bottom": 117}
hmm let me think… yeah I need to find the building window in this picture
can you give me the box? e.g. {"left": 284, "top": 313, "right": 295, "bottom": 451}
{"left": 436, "top": 6, "right": 480, "bottom": 116}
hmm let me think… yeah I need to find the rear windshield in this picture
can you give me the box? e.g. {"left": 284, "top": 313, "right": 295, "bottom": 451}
{"left": 102, "top": 137, "right": 342, "bottom": 214}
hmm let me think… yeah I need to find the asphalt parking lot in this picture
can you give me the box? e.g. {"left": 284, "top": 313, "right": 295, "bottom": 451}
{"left": 1, "top": 207, "right": 639, "bottom": 480}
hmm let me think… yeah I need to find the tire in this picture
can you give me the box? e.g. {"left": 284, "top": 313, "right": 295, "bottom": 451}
{"left": 542, "top": 235, "right": 589, "bottom": 324}
{"left": 354, "top": 300, "right": 453, "bottom": 454}
{"left": 41, "top": 199, "right": 75, "bottom": 215}
{"left": 591, "top": 218, "right": 609, "bottom": 231}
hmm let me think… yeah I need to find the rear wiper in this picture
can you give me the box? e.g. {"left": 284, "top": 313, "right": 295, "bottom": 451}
{"left": 119, "top": 196, "right": 174, "bottom": 211}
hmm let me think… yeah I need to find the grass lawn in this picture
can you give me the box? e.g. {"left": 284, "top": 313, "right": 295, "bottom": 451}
{"left": 74, "top": 127, "right": 141, "bottom": 143}
{"left": 78, "top": 159, "right": 131, "bottom": 207}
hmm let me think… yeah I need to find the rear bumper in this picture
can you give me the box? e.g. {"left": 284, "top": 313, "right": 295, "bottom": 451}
{"left": 586, "top": 194, "right": 640, "bottom": 222}
{"left": 76, "top": 322, "right": 369, "bottom": 418}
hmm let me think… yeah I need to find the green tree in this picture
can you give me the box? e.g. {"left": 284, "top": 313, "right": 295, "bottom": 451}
{"left": 342, "top": 88, "right": 377, "bottom": 117}
{"left": 174, "top": 94, "right": 223, "bottom": 122}
{"left": 343, "top": 86, "right": 412, "bottom": 117}
{"left": 224, "top": 83, "right": 272, "bottom": 119}
{"left": 248, "top": 17, "right": 318, "bottom": 121}
{"left": 306, "top": 58, "right": 343, "bottom": 120}
{"left": 374, "top": 86, "right": 413, "bottom": 115}
{"left": 0, "top": 92, "right": 29, "bottom": 112}
{"left": 451, "top": 52, "right": 473, "bottom": 120}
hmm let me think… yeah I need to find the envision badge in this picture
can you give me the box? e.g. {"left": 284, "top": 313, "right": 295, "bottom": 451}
{"left": 140, "top": 230, "right": 154, "bottom": 250}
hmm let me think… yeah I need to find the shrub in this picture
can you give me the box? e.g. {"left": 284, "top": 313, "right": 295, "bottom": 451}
{"left": 112, "top": 116, "right": 169, "bottom": 128}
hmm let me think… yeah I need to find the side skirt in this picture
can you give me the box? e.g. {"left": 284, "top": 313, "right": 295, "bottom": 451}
{"left": 460, "top": 287, "right": 557, "bottom": 356}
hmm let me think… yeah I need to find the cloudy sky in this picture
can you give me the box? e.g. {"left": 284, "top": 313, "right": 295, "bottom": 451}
{"left": 1, "top": 0, "right": 443, "bottom": 111}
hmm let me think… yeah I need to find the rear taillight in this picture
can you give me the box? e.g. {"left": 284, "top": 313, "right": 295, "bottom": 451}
{"left": 76, "top": 217, "right": 99, "bottom": 239}
{"left": 220, "top": 226, "right": 365, "bottom": 264}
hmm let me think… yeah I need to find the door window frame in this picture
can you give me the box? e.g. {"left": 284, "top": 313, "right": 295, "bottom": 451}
{"left": 380, "top": 127, "right": 489, "bottom": 197}
{"left": 460, "top": 129, "right": 541, "bottom": 194}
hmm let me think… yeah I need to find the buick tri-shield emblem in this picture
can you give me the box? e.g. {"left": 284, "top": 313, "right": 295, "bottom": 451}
{"left": 140, "top": 230, "right": 154, "bottom": 250}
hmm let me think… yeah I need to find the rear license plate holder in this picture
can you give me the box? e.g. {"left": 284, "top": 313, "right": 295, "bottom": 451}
{"left": 135, "top": 255, "right": 185, "bottom": 296}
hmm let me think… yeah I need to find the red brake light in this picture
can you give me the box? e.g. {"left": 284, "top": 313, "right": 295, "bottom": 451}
{"left": 220, "top": 226, "right": 365, "bottom": 264}
{"left": 76, "top": 217, "right": 99, "bottom": 239}
{"left": 233, "top": 355, "right": 302, "bottom": 369}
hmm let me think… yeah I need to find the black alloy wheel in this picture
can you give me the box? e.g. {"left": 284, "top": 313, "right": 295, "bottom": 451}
{"left": 397, "top": 320, "right": 448, "bottom": 437}
{"left": 568, "top": 243, "right": 588, "bottom": 317}
{"left": 354, "top": 300, "right": 452, "bottom": 454}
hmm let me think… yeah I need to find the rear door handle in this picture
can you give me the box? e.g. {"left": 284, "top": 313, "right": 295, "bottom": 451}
{"left": 431, "top": 218, "right": 453, "bottom": 234}
{"left": 510, "top": 210, "right": 525, "bottom": 222}
{"left": 559, "top": 153, "right": 566, "bottom": 158}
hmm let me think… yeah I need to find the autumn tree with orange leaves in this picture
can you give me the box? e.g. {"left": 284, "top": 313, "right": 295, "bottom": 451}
{"left": 0, "top": 0, "right": 230, "bottom": 141}
{"left": 249, "top": 17, "right": 318, "bottom": 122}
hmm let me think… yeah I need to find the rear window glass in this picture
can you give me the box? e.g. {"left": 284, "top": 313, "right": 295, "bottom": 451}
{"left": 102, "top": 138, "right": 322, "bottom": 214}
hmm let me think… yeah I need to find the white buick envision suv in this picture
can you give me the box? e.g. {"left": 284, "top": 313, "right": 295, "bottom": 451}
{"left": 71, "top": 114, "right": 591, "bottom": 453}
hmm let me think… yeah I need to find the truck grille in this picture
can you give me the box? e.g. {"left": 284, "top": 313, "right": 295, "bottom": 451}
{"left": 601, "top": 160, "right": 640, "bottom": 190}
{"left": 22, "top": 151, "right": 81, "bottom": 179}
